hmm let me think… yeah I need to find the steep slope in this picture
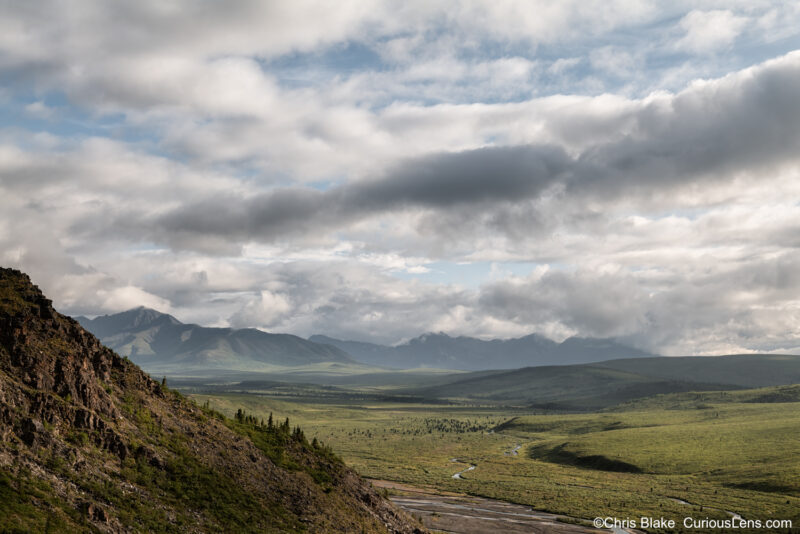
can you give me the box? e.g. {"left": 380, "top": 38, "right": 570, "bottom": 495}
{"left": 311, "top": 332, "right": 654, "bottom": 370}
{"left": 77, "top": 307, "right": 356, "bottom": 372}
{"left": 0, "top": 268, "right": 423, "bottom": 533}
{"left": 409, "top": 354, "right": 800, "bottom": 410}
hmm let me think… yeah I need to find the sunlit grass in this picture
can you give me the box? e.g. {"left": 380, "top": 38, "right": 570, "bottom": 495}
{"left": 192, "top": 387, "right": 800, "bottom": 530}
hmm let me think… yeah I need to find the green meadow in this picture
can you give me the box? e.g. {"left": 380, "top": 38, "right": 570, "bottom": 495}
{"left": 190, "top": 383, "right": 800, "bottom": 531}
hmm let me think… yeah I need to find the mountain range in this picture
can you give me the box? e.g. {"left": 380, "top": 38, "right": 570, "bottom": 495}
{"left": 76, "top": 307, "right": 355, "bottom": 372}
{"left": 76, "top": 308, "right": 657, "bottom": 373}
{"left": 78, "top": 307, "right": 657, "bottom": 372}
{"left": 0, "top": 267, "right": 422, "bottom": 532}
{"left": 310, "top": 332, "right": 656, "bottom": 370}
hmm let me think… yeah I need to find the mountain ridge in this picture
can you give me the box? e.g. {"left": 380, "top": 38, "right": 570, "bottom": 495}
{"left": 0, "top": 267, "right": 423, "bottom": 532}
{"left": 77, "top": 307, "right": 356, "bottom": 372}
{"left": 310, "top": 331, "right": 656, "bottom": 370}
{"left": 79, "top": 308, "right": 656, "bottom": 372}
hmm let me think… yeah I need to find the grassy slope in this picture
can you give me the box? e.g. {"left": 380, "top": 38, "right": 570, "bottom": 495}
{"left": 409, "top": 364, "right": 739, "bottom": 410}
{"left": 407, "top": 354, "right": 800, "bottom": 409}
{"left": 0, "top": 359, "right": 396, "bottom": 533}
{"left": 0, "top": 269, "right": 419, "bottom": 534}
{"left": 595, "top": 354, "right": 800, "bottom": 388}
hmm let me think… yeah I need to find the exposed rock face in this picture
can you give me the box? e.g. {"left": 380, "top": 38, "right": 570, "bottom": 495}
{"left": 0, "top": 268, "right": 425, "bottom": 533}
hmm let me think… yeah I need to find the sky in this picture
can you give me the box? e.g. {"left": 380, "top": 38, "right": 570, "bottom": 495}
{"left": 2, "top": 1, "right": 800, "bottom": 355}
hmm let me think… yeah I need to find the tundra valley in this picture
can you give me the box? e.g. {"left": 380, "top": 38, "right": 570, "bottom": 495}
{"left": 4, "top": 2, "right": 800, "bottom": 533}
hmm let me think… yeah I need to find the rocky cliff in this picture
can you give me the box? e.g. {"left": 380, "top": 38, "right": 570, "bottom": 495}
{"left": 0, "top": 267, "right": 424, "bottom": 533}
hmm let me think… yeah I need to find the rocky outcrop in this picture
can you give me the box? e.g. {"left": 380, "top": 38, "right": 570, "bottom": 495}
{"left": 0, "top": 267, "right": 425, "bottom": 533}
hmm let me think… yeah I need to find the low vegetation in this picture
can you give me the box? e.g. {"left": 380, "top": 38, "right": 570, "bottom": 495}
{"left": 0, "top": 268, "right": 421, "bottom": 533}
{"left": 193, "top": 383, "right": 800, "bottom": 531}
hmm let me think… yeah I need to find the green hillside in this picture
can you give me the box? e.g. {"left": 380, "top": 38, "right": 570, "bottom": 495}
{"left": 595, "top": 354, "right": 800, "bottom": 388}
{"left": 0, "top": 268, "right": 422, "bottom": 533}
{"left": 410, "top": 354, "right": 800, "bottom": 409}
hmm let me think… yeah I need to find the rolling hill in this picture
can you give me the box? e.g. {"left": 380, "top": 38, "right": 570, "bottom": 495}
{"left": 76, "top": 307, "right": 357, "bottom": 373}
{"left": 0, "top": 267, "right": 423, "bottom": 533}
{"left": 310, "top": 332, "right": 655, "bottom": 370}
{"left": 594, "top": 354, "right": 800, "bottom": 388}
{"left": 409, "top": 354, "right": 800, "bottom": 410}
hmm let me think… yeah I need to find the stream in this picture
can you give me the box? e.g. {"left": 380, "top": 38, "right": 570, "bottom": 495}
{"left": 451, "top": 460, "right": 476, "bottom": 479}
{"left": 372, "top": 479, "right": 620, "bottom": 534}
{"left": 386, "top": 447, "right": 644, "bottom": 532}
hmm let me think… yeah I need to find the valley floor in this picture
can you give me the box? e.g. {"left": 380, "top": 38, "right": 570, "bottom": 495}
{"left": 190, "top": 386, "right": 800, "bottom": 533}
{"left": 371, "top": 479, "right": 620, "bottom": 534}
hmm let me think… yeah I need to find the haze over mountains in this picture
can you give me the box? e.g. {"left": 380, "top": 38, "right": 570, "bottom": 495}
{"left": 311, "top": 333, "right": 655, "bottom": 370}
{"left": 77, "top": 307, "right": 656, "bottom": 373}
{"left": 76, "top": 307, "right": 355, "bottom": 373}
{"left": 73, "top": 308, "right": 800, "bottom": 413}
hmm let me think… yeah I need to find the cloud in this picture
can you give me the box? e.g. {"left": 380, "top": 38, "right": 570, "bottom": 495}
{"left": 571, "top": 51, "right": 800, "bottom": 195}
{"left": 140, "top": 144, "right": 569, "bottom": 252}
{"left": 478, "top": 266, "right": 651, "bottom": 340}
{"left": 589, "top": 46, "right": 641, "bottom": 79}
{"left": 0, "top": 1, "right": 657, "bottom": 113}
{"left": 105, "top": 51, "right": 800, "bottom": 254}
{"left": 24, "top": 101, "right": 55, "bottom": 119}
{"left": 477, "top": 249, "right": 800, "bottom": 355}
{"left": 230, "top": 290, "right": 292, "bottom": 329}
{"left": 204, "top": 261, "right": 478, "bottom": 344}
{"left": 96, "top": 286, "right": 172, "bottom": 314}
{"left": 676, "top": 10, "right": 747, "bottom": 54}
{"left": 2, "top": 3, "right": 800, "bottom": 355}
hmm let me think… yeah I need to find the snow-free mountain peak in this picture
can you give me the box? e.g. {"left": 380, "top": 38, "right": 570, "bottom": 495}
{"left": 310, "top": 332, "right": 655, "bottom": 371}
{"left": 77, "top": 308, "right": 355, "bottom": 373}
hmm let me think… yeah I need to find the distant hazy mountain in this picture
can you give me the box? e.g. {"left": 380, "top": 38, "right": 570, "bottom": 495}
{"left": 309, "top": 332, "right": 655, "bottom": 370}
{"left": 76, "top": 307, "right": 355, "bottom": 372}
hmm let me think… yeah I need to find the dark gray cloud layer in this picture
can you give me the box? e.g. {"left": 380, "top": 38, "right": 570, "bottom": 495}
{"left": 155, "top": 145, "right": 571, "bottom": 247}
{"left": 573, "top": 55, "right": 800, "bottom": 196}
{"left": 136, "top": 52, "right": 800, "bottom": 252}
